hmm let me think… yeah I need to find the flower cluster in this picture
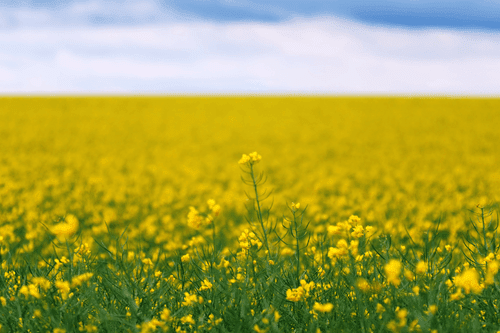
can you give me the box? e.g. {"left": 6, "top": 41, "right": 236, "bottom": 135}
{"left": 238, "top": 152, "right": 262, "bottom": 165}
{"left": 286, "top": 280, "right": 316, "bottom": 302}
{"left": 238, "top": 229, "right": 262, "bottom": 253}
{"left": 187, "top": 199, "right": 221, "bottom": 229}
{"left": 384, "top": 259, "right": 402, "bottom": 287}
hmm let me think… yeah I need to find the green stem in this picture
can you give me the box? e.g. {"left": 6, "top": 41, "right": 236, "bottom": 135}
{"left": 250, "top": 163, "right": 270, "bottom": 256}
{"left": 482, "top": 207, "right": 488, "bottom": 254}
{"left": 294, "top": 210, "right": 300, "bottom": 285}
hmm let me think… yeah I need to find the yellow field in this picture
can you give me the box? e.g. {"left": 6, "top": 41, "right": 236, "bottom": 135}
{"left": 1, "top": 97, "right": 499, "bottom": 252}
{"left": 2, "top": 96, "right": 500, "bottom": 332}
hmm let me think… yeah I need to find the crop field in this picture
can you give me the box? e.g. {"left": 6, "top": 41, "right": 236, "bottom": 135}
{"left": 1, "top": 96, "right": 500, "bottom": 332}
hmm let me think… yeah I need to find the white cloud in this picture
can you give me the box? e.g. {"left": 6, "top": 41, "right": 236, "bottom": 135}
{"left": 0, "top": 14, "right": 499, "bottom": 94}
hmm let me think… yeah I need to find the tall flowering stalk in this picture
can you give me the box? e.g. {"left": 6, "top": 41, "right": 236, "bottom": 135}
{"left": 239, "top": 152, "right": 273, "bottom": 257}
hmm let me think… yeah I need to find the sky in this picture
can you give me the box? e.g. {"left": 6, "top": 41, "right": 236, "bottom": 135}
{"left": 1, "top": 0, "right": 499, "bottom": 95}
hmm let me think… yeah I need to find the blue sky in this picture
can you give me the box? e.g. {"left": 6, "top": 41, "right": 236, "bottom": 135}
{"left": 1, "top": 0, "right": 499, "bottom": 94}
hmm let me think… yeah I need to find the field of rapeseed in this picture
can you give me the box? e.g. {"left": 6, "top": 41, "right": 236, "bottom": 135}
{"left": 1, "top": 96, "right": 500, "bottom": 332}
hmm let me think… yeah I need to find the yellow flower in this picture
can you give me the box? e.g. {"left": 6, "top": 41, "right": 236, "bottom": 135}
{"left": 211, "top": 204, "right": 221, "bottom": 217}
{"left": 181, "top": 254, "right": 191, "bottom": 263}
{"left": 32, "top": 277, "right": 51, "bottom": 291}
{"left": 50, "top": 214, "right": 79, "bottom": 239}
{"left": 187, "top": 207, "right": 203, "bottom": 229}
{"left": 327, "top": 225, "right": 342, "bottom": 236}
{"left": 55, "top": 280, "right": 71, "bottom": 300}
{"left": 450, "top": 289, "right": 463, "bottom": 301}
{"left": 33, "top": 309, "right": 42, "bottom": 319}
{"left": 365, "top": 226, "right": 375, "bottom": 237}
{"left": 356, "top": 278, "right": 370, "bottom": 293}
{"left": 141, "top": 258, "right": 154, "bottom": 268}
{"left": 19, "top": 285, "right": 29, "bottom": 298}
{"left": 349, "top": 240, "right": 359, "bottom": 256}
{"left": 454, "top": 268, "right": 483, "bottom": 294}
{"left": 416, "top": 261, "right": 426, "bottom": 275}
{"left": 180, "top": 314, "right": 195, "bottom": 325}
{"left": 160, "top": 308, "right": 171, "bottom": 321}
{"left": 286, "top": 287, "right": 305, "bottom": 302}
{"left": 348, "top": 215, "right": 361, "bottom": 225}
{"left": 291, "top": 202, "right": 300, "bottom": 210}
{"left": 238, "top": 154, "right": 251, "bottom": 164}
{"left": 486, "top": 260, "right": 500, "bottom": 285}
{"left": 249, "top": 152, "right": 262, "bottom": 163}
{"left": 313, "top": 302, "right": 333, "bottom": 313}
{"left": 200, "top": 279, "right": 213, "bottom": 291}
{"left": 351, "top": 225, "right": 364, "bottom": 238}
{"left": 182, "top": 292, "right": 199, "bottom": 306}
{"left": 207, "top": 199, "right": 216, "bottom": 209}
{"left": 384, "top": 259, "right": 402, "bottom": 287}
{"left": 71, "top": 273, "right": 94, "bottom": 288}
{"left": 239, "top": 152, "right": 261, "bottom": 164}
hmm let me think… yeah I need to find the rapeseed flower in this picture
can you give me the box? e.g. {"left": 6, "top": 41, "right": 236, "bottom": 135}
{"left": 238, "top": 152, "right": 261, "bottom": 165}
{"left": 187, "top": 207, "right": 203, "bottom": 229}
{"left": 356, "top": 278, "right": 371, "bottom": 293}
{"left": 182, "top": 292, "right": 199, "bottom": 306}
{"left": 200, "top": 279, "right": 213, "bottom": 291}
{"left": 385, "top": 259, "right": 402, "bottom": 287}
{"left": 181, "top": 314, "right": 195, "bottom": 325}
{"left": 238, "top": 154, "right": 251, "bottom": 164}
{"left": 454, "top": 268, "right": 483, "bottom": 294}
{"left": 71, "top": 273, "right": 94, "bottom": 288}
{"left": 50, "top": 214, "right": 79, "bottom": 239}
{"left": 55, "top": 281, "right": 71, "bottom": 300}
{"left": 313, "top": 302, "right": 334, "bottom": 313}
{"left": 486, "top": 260, "right": 500, "bottom": 285}
{"left": 415, "top": 261, "right": 427, "bottom": 275}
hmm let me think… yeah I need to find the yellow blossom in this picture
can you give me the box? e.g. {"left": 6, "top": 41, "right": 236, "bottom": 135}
{"left": 327, "top": 225, "right": 342, "bottom": 236}
{"left": 160, "top": 308, "right": 171, "bottom": 321}
{"left": 384, "top": 259, "right": 402, "bottom": 287}
{"left": 182, "top": 292, "right": 199, "bottom": 306}
{"left": 71, "top": 273, "right": 94, "bottom": 288}
{"left": 248, "top": 152, "right": 262, "bottom": 163}
{"left": 454, "top": 268, "right": 483, "bottom": 294}
{"left": 55, "top": 281, "right": 71, "bottom": 300}
{"left": 351, "top": 225, "right": 364, "bottom": 238}
{"left": 187, "top": 207, "right": 203, "bottom": 229}
{"left": 200, "top": 279, "right": 213, "bottom": 291}
{"left": 357, "top": 278, "right": 370, "bottom": 293}
{"left": 50, "top": 214, "right": 79, "bottom": 239}
{"left": 238, "top": 154, "right": 251, "bottom": 164}
{"left": 416, "top": 261, "right": 427, "bottom": 275}
{"left": 180, "top": 314, "right": 195, "bottom": 325}
{"left": 313, "top": 302, "right": 334, "bottom": 313}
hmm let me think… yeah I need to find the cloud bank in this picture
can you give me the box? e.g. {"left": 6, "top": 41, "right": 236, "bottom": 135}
{"left": 1, "top": 1, "right": 499, "bottom": 95}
